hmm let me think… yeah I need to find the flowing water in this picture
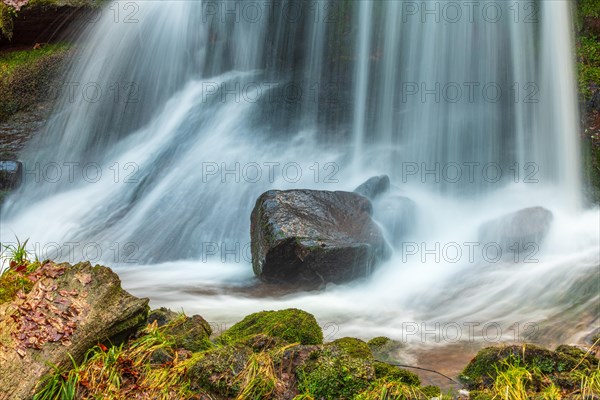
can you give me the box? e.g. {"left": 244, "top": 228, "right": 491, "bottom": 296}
{"left": 1, "top": 0, "right": 598, "bottom": 350}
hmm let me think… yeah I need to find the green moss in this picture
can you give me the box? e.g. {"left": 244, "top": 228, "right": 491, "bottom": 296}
{"left": 367, "top": 336, "right": 391, "bottom": 348}
{"left": 368, "top": 336, "right": 404, "bottom": 362}
{"left": 373, "top": 361, "right": 420, "bottom": 386}
{"left": 330, "top": 337, "right": 373, "bottom": 359}
{"left": 420, "top": 385, "right": 441, "bottom": 397}
{"left": 578, "top": 35, "right": 600, "bottom": 99}
{"left": 297, "top": 348, "right": 375, "bottom": 399}
{"left": 0, "top": 269, "right": 34, "bottom": 304}
{"left": 0, "top": 43, "right": 71, "bottom": 121}
{"left": 468, "top": 390, "right": 494, "bottom": 400}
{"left": 580, "top": 0, "right": 600, "bottom": 18}
{"left": 218, "top": 308, "right": 323, "bottom": 346}
{"left": 163, "top": 314, "right": 213, "bottom": 352}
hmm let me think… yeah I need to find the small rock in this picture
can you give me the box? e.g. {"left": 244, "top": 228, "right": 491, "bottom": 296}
{"left": 477, "top": 206, "right": 553, "bottom": 254}
{"left": 0, "top": 160, "right": 22, "bottom": 190}
{"left": 354, "top": 175, "right": 390, "bottom": 200}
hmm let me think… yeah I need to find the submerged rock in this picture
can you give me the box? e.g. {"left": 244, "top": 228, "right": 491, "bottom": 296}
{"left": 477, "top": 206, "right": 553, "bottom": 254}
{"left": 373, "top": 194, "right": 417, "bottom": 246}
{"left": 250, "top": 189, "right": 390, "bottom": 287}
{"left": 0, "top": 160, "right": 22, "bottom": 190}
{"left": 354, "top": 175, "right": 390, "bottom": 200}
{"left": 0, "top": 261, "right": 149, "bottom": 400}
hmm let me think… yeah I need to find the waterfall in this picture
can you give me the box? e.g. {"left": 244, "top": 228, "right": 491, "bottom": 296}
{"left": 1, "top": 0, "right": 597, "bottom": 344}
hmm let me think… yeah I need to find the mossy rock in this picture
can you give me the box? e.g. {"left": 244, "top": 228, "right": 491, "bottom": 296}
{"left": 147, "top": 307, "right": 178, "bottom": 326}
{"left": 329, "top": 337, "right": 373, "bottom": 359}
{"left": 459, "top": 344, "right": 595, "bottom": 390}
{"left": 367, "top": 336, "right": 404, "bottom": 362}
{"left": 218, "top": 308, "right": 323, "bottom": 345}
{"left": 296, "top": 347, "right": 375, "bottom": 399}
{"left": 367, "top": 336, "right": 391, "bottom": 348}
{"left": 554, "top": 344, "right": 597, "bottom": 369}
{"left": 165, "top": 314, "right": 213, "bottom": 352}
{"left": 373, "top": 361, "right": 420, "bottom": 386}
{"left": 187, "top": 343, "right": 252, "bottom": 397}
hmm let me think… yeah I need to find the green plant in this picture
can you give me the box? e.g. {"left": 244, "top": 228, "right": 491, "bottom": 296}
{"left": 491, "top": 361, "right": 532, "bottom": 400}
{"left": 1, "top": 236, "right": 31, "bottom": 271}
{"left": 353, "top": 378, "right": 426, "bottom": 400}
{"left": 539, "top": 383, "right": 562, "bottom": 400}
{"left": 234, "top": 352, "right": 277, "bottom": 400}
{"left": 578, "top": 366, "right": 600, "bottom": 398}
{"left": 34, "top": 354, "right": 81, "bottom": 400}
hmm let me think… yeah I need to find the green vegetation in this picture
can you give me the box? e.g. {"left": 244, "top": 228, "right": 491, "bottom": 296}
{"left": 0, "top": 43, "right": 71, "bottom": 121}
{"left": 218, "top": 308, "right": 324, "bottom": 346}
{"left": 34, "top": 321, "right": 208, "bottom": 400}
{"left": 460, "top": 344, "right": 600, "bottom": 399}
{"left": 577, "top": 35, "right": 600, "bottom": 99}
{"left": 579, "top": 0, "right": 600, "bottom": 19}
{"left": 0, "top": 237, "right": 39, "bottom": 304}
{"left": 330, "top": 337, "right": 374, "bottom": 359}
{"left": 296, "top": 347, "right": 375, "bottom": 399}
{"left": 373, "top": 361, "right": 420, "bottom": 386}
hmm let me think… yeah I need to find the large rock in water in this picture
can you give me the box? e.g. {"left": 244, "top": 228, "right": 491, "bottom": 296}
{"left": 0, "top": 261, "right": 149, "bottom": 400}
{"left": 478, "top": 207, "right": 553, "bottom": 254}
{"left": 251, "top": 190, "right": 389, "bottom": 286}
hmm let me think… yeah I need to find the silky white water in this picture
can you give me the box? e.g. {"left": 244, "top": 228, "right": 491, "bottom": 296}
{"left": 1, "top": 0, "right": 598, "bottom": 347}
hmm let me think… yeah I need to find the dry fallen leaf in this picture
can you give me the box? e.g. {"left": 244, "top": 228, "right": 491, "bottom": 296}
{"left": 75, "top": 273, "right": 92, "bottom": 285}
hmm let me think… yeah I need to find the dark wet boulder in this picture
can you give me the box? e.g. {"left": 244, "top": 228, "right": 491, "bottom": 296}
{"left": 354, "top": 175, "right": 390, "bottom": 200}
{"left": 250, "top": 189, "right": 390, "bottom": 287}
{"left": 0, "top": 160, "right": 22, "bottom": 190}
{"left": 477, "top": 207, "right": 553, "bottom": 254}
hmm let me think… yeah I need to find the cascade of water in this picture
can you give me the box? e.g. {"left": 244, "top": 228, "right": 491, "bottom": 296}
{"left": 1, "top": 0, "right": 596, "bottom": 344}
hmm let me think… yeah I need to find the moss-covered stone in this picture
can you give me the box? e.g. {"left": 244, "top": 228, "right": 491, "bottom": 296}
{"left": 367, "top": 336, "right": 404, "bottom": 362}
{"left": 367, "top": 336, "right": 391, "bottom": 348}
{"left": 296, "top": 347, "right": 375, "bottom": 399}
{"left": 329, "top": 337, "right": 373, "bottom": 359}
{"left": 373, "top": 361, "right": 420, "bottom": 386}
{"left": 187, "top": 343, "right": 252, "bottom": 397}
{"left": 166, "top": 314, "right": 213, "bottom": 352}
{"left": 218, "top": 308, "right": 323, "bottom": 345}
{"left": 147, "top": 307, "right": 178, "bottom": 326}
